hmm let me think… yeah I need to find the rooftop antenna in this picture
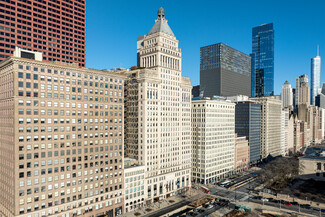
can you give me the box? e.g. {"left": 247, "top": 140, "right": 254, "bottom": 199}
{"left": 317, "top": 44, "right": 319, "bottom": 56}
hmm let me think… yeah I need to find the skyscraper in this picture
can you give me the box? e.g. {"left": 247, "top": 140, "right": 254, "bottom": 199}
{"left": 310, "top": 46, "right": 321, "bottom": 105}
{"left": 192, "top": 99, "right": 235, "bottom": 184}
{"left": 0, "top": 0, "right": 86, "bottom": 66}
{"left": 235, "top": 101, "right": 261, "bottom": 163}
{"left": 0, "top": 56, "right": 125, "bottom": 217}
{"left": 296, "top": 74, "right": 310, "bottom": 106}
{"left": 250, "top": 96, "right": 282, "bottom": 158}
{"left": 251, "top": 23, "right": 274, "bottom": 97}
{"left": 281, "top": 80, "right": 293, "bottom": 108}
{"left": 123, "top": 7, "right": 192, "bottom": 203}
{"left": 200, "top": 43, "right": 251, "bottom": 97}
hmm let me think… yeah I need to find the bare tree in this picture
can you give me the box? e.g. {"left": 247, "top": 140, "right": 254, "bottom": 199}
{"left": 260, "top": 157, "right": 303, "bottom": 191}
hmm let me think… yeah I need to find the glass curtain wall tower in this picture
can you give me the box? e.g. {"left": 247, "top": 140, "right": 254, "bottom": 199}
{"left": 251, "top": 23, "right": 274, "bottom": 97}
{"left": 310, "top": 46, "right": 321, "bottom": 105}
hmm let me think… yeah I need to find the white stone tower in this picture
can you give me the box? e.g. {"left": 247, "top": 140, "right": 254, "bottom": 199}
{"left": 131, "top": 7, "right": 192, "bottom": 203}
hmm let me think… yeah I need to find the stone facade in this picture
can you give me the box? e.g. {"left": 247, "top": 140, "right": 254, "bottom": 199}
{"left": 250, "top": 96, "right": 282, "bottom": 159}
{"left": 124, "top": 162, "right": 145, "bottom": 213}
{"left": 0, "top": 57, "right": 125, "bottom": 217}
{"left": 234, "top": 135, "right": 249, "bottom": 173}
{"left": 123, "top": 8, "right": 192, "bottom": 204}
{"left": 299, "top": 157, "right": 325, "bottom": 181}
{"left": 192, "top": 99, "right": 235, "bottom": 184}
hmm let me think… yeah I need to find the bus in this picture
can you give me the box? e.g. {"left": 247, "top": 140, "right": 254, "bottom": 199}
{"left": 219, "top": 180, "right": 231, "bottom": 187}
{"left": 201, "top": 186, "right": 210, "bottom": 194}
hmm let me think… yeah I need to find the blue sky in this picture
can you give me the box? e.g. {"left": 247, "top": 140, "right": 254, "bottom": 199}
{"left": 86, "top": 0, "right": 325, "bottom": 95}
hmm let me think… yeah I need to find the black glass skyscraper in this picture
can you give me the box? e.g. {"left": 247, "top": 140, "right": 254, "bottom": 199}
{"left": 235, "top": 102, "right": 261, "bottom": 163}
{"left": 251, "top": 23, "right": 274, "bottom": 97}
{"left": 200, "top": 43, "right": 251, "bottom": 97}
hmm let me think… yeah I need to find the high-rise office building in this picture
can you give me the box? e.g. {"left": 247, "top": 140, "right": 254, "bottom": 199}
{"left": 315, "top": 83, "right": 325, "bottom": 109}
{"left": 192, "top": 99, "right": 235, "bottom": 184}
{"left": 296, "top": 74, "right": 310, "bottom": 106}
{"left": 123, "top": 8, "right": 192, "bottom": 203}
{"left": 281, "top": 80, "right": 293, "bottom": 108}
{"left": 0, "top": 56, "right": 125, "bottom": 217}
{"left": 251, "top": 23, "right": 274, "bottom": 97}
{"left": 235, "top": 101, "right": 261, "bottom": 163}
{"left": 250, "top": 96, "right": 282, "bottom": 158}
{"left": 310, "top": 47, "right": 321, "bottom": 105}
{"left": 200, "top": 43, "right": 251, "bottom": 97}
{"left": 0, "top": 0, "right": 86, "bottom": 66}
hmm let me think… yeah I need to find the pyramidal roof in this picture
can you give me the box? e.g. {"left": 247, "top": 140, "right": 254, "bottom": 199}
{"left": 148, "top": 7, "right": 175, "bottom": 37}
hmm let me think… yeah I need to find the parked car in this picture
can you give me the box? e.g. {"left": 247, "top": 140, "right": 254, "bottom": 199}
{"left": 207, "top": 205, "right": 214, "bottom": 209}
{"left": 284, "top": 202, "right": 292, "bottom": 206}
{"left": 301, "top": 204, "right": 312, "bottom": 209}
{"left": 291, "top": 202, "right": 298, "bottom": 206}
{"left": 198, "top": 209, "right": 205, "bottom": 213}
{"left": 261, "top": 198, "right": 269, "bottom": 202}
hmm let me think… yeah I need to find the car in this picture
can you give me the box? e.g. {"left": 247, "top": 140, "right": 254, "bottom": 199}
{"left": 321, "top": 209, "right": 325, "bottom": 213}
{"left": 301, "top": 204, "right": 312, "bottom": 209}
{"left": 291, "top": 202, "right": 298, "bottom": 206}
{"left": 207, "top": 205, "right": 214, "bottom": 209}
{"left": 198, "top": 209, "right": 205, "bottom": 213}
{"left": 284, "top": 202, "right": 292, "bottom": 206}
{"left": 210, "top": 201, "right": 216, "bottom": 205}
{"left": 313, "top": 207, "right": 321, "bottom": 211}
{"left": 203, "top": 204, "right": 209, "bottom": 208}
{"left": 261, "top": 198, "right": 269, "bottom": 202}
{"left": 193, "top": 208, "right": 199, "bottom": 212}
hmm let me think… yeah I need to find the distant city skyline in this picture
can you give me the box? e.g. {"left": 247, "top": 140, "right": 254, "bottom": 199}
{"left": 86, "top": 0, "right": 325, "bottom": 95}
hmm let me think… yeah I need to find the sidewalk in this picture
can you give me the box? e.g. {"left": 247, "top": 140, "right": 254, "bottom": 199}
{"left": 122, "top": 188, "right": 205, "bottom": 217}
{"left": 236, "top": 201, "right": 317, "bottom": 217}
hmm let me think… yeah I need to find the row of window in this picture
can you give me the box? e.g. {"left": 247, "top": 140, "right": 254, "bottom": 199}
{"left": 18, "top": 65, "right": 123, "bottom": 83}
{"left": 18, "top": 73, "right": 123, "bottom": 90}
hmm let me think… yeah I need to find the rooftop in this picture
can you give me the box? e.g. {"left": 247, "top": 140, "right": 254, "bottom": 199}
{"left": 301, "top": 146, "right": 325, "bottom": 160}
{"left": 147, "top": 7, "right": 175, "bottom": 37}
